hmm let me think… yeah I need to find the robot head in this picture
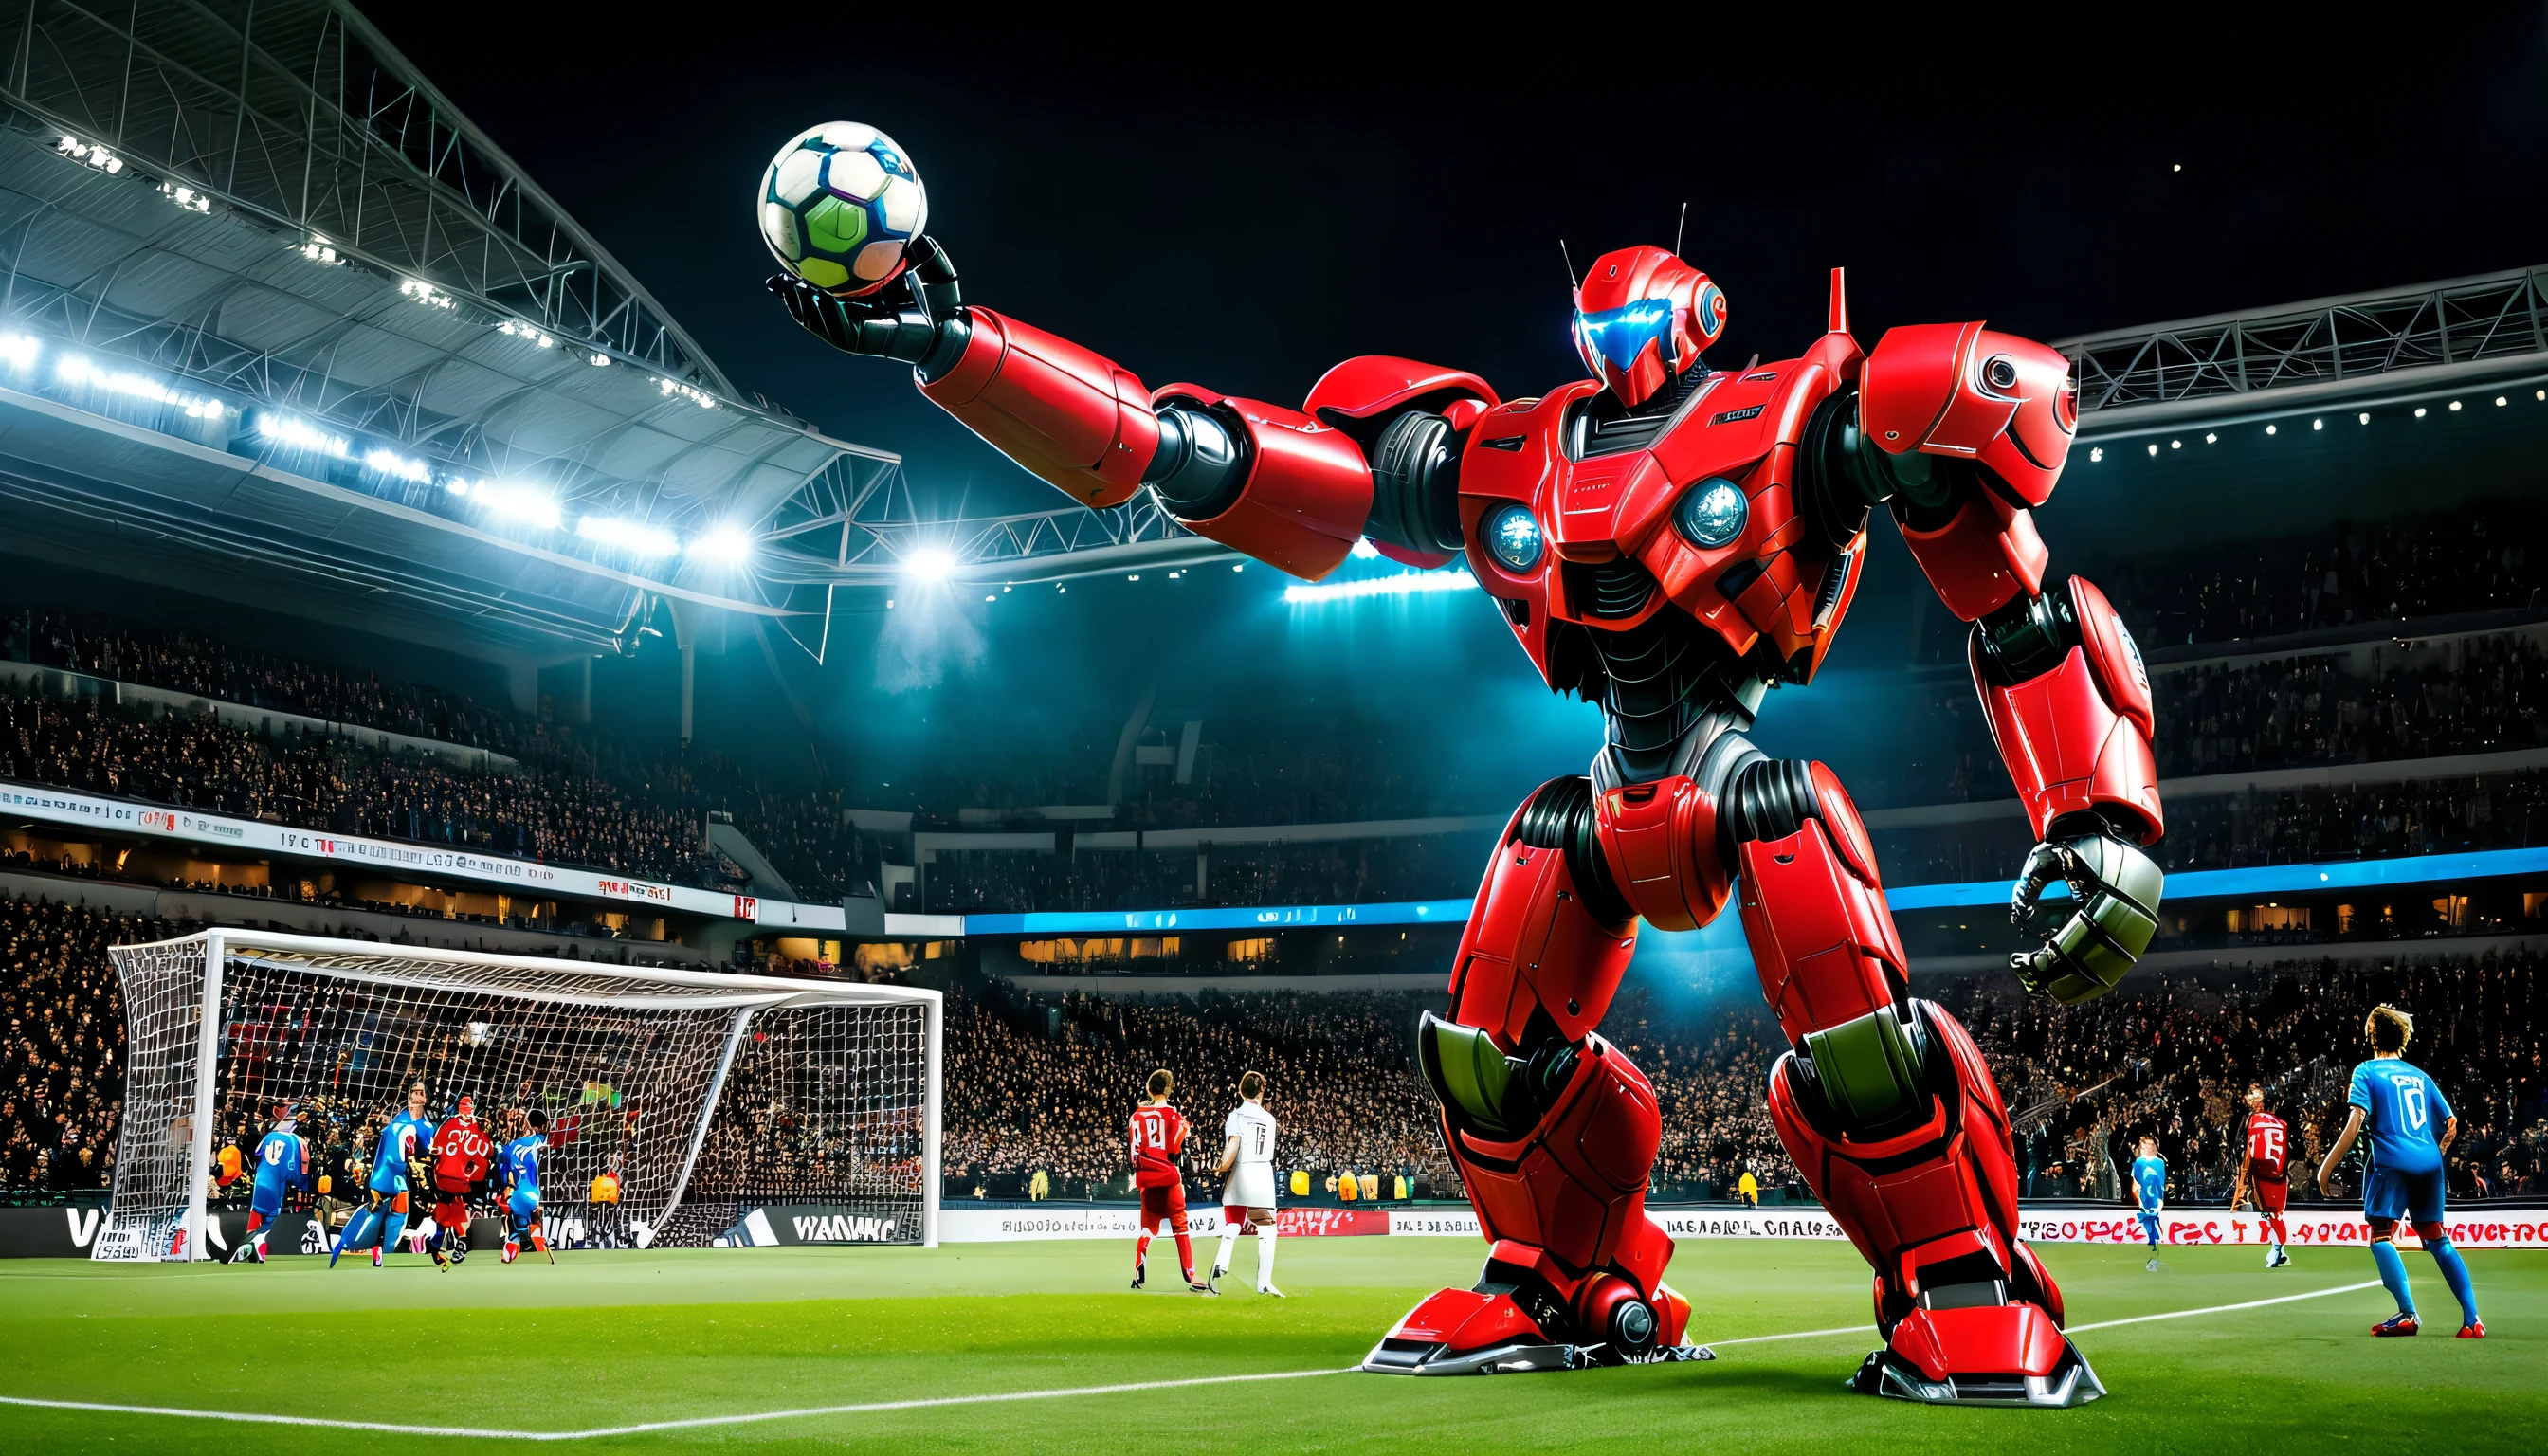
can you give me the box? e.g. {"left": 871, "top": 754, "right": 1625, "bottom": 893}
{"left": 1572, "top": 245, "right": 1727, "bottom": 408}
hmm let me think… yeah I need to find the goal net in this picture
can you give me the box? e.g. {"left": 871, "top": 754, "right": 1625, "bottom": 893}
{"left": 97, "top": 931, "right": 939, "bottom": 1261}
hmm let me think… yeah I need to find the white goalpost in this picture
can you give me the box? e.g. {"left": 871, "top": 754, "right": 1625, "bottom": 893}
{"left": 94, "top": 930, "right": 942, "bottom": 1261}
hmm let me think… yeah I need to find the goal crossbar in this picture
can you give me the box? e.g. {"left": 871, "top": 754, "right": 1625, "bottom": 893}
{"left": 100, "top": 930, "right": 942, "bottom": 1261}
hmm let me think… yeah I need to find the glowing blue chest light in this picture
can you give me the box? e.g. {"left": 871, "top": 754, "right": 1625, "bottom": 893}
{"left": 1674, "top": 477, "right": 1748, "bottom": 549}
{"left": 1483, "top": 502, "right": 1544, "bottom": 571}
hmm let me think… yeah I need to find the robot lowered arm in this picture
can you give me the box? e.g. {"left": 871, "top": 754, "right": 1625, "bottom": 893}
{"left": 1804, "top": 318, "right": 2166, "bottom": 1005}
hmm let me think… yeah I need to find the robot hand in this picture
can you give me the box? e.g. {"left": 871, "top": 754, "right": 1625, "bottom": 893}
{"left": 766, "top": 234, "right": 967, "bottom": 369}
{"left": 2009, "top": 819, "right": 2163, "bottom": 1005}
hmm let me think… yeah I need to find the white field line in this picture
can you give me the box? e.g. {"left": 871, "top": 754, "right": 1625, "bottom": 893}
{"left": 0, "top": 1367, "right": 1356, "bottom": 1442}
{"left": 1699, "top": 1278, "right": 2384, "bottom": 1348}
{"left": 0, "top": 1279, "right": 2397, "bottom": 1441}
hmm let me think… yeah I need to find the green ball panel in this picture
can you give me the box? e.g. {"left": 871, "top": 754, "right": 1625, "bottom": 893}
{"left": 804, "top": 194, "right": 868, "bottom": 257}
{"left": 793, "top": 256, "right": 850, "bottom": 289}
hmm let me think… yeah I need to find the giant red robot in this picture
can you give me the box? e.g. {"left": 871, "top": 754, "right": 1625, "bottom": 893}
{"left": 774, "top": 232, "right": 2165, "bottom": 1406}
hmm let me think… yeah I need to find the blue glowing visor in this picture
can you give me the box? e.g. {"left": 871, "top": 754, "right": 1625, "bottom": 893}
{"left": 1575, "top": 298, "right": 1678, "bottom": 373}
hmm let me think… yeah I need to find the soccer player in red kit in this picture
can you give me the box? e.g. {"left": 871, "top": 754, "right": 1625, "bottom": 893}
{"left": 2229, "top": 1083, "right": 2293, "bottom": 1268}
{"left": 1128, "top": 1068, "right": 1212, "bottom": 1294}
{"left": 425, "top": 1095, "right": 495, "bottom": 1271}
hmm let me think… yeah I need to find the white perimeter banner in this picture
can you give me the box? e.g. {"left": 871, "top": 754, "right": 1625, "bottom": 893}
{"left": 0, "top": 778, "right": 844, "bottom": 928}
{"left": 944, "top": 1204, "right": 2548, "bottom": 1248}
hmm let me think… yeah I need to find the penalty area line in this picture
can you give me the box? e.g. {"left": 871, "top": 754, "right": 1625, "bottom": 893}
{"left": 0, "top": 1366, "right": 1357, "bottom": 1443}
{"left": 1701, "top": 1278, "right": 2386, "bottom": 1349}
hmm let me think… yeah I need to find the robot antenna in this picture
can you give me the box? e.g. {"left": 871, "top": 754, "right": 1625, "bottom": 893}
{"left": 1674, "top": 202, "right": 1687, "bottom": 259}
{"left": 1558, "top": 239, "right": 1578, "bottom": 290}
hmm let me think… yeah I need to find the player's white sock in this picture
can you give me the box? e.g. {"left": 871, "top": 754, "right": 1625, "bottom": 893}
{"left": 1257, "top": 1223, "right": 1279, "bottom": 1291}
{"left": 1213, "top": 1225, "right": 1238, "bottom": 1279}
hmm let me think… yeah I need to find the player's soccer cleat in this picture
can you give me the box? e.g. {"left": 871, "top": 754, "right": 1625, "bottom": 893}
{"left": 430, "top": 1242, "right": 450, "bottom": 1272}
{"left": 252, "top": 1237, "right": 267, "bottom": 1265}
{"left": 1187, "top": 1279, "right": 1218, "bottom": 1296}
{"left": 1258, "top": 1284, "right": 1285, "bottom": 1298}
{"left": 2144, "top": 1257, "right": 2160, "bottom": 1272}
{"left": 371, "top": 1244, "right": 384, "bottom": 1269}
{"left": 1129, "top": 1263, "right": 1145, "bottom": 1291}
{"left": 1206, "top": 1264, "right": 1223, "bottom": 1295}
{"left": 2456, "top": 1321, "right": 2486, "bottom": 1339}
{"left": 502, "top": 1241, "right": 520, "bottom": 1265}
{"left": 2372, "top": 1312, "right": 2420, "bottom": 1337}
{"left": 2268, "top": 1247, "right": 2289, "bottom": 1268}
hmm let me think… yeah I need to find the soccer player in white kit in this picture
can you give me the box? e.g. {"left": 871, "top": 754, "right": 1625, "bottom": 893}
{"left": 1210, "top": 1070, "right": 1283, "bottom": 1296}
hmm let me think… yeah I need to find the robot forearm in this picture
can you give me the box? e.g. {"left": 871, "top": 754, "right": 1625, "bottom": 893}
{"left": 1971, "top": 577, "right": 2163, "bottom": 845}
{"left": 919, "top": 309, "right": 1375, "bottom": 579}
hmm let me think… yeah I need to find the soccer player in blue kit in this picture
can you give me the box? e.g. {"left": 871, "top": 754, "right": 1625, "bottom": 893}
{"left": 2317, "top": 1004, "right": 2484, "bottom": 1338}
{"left": 2129, "top": 1137, "right": 2167, "bottom": 1271}
{"left": 500, "top": 1108, "right": 550, "bottom": 1265}
{"left": 228, "top": 1102, "right": 306, "bottom": 1264}
{"left": 330, "top": 1081, "right": 437, "bottom": 1269}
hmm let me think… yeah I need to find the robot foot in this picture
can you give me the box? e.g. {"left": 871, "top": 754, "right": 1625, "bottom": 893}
{"left": 1360, "top": 1287, "right": 1716, "bottom": 1375}
{"left": 1850, "top": 1302, "right": 2102, "bottom": 1407}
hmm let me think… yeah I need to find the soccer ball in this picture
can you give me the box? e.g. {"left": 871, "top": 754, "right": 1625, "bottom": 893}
{"left": 758, "top": 121, "right": 927, "bottom": 295}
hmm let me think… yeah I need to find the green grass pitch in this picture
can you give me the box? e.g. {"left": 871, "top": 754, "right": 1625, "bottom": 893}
{"left": 0, "top": 1237, "right": 2537, "bottom": 1452}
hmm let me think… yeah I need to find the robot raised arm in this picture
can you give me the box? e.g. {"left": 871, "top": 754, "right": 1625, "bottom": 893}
{"left": 770, "top": 244, "right": 1494, "bottom": 579}
{"left": 1806, "top": 318, "right": 2164, "bottom": 1005}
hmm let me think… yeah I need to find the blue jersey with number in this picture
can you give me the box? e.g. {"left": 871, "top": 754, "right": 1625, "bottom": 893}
{"left": 371, "top": 1111, "right": 434, "bottom": 1191}
{"left": 2131, "top": 1155, "right": 2166, "bottom": 1211}
{"left": 500, "top": 1135, "right": 544, "bottom": 1202}
{"left": 2349, "top": 1057, "right": 2452, "bottom": 1175}
{"left": 250, "top": 1129, "right": 302, "bottom": 1208}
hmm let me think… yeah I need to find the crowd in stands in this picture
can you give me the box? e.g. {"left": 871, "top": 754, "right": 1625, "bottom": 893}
{"left": 2095, "top": 501, "right": 2542, "bottom": 650}
{"left": 5, "top": 610, "right": 882, "bottom": 904}
{"left": 940, "top": 985, "right": 1451, "bottom": 1200}
{"left": 8, "top": 609, "right": 537, "bottom": 755}
{"left": 0, "top": 897, "right": 160, "bottom": 1195}
{"left": 923, "top": 836, "right": 1491, "bottom": 916}
{"left": 2154, "top": 636, "right": 2548, "bottom": 778}
{"left": 1936, "top": 953, "right": 2548, "bottom": 1204}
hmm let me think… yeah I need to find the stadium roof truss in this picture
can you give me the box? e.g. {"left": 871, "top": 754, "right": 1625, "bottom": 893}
{"left": 0, "top": 0, "right": 931, "bottom": 660}
{"left": 2058, "top": 264, "right": 2548, "bottom": 432}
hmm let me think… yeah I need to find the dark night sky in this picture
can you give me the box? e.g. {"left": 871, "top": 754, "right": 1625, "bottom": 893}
{"left": 367, "top": 6, "right": 2548, "bottom": 512}
{"left": 358, "top": 7, "right": 2548, "bottom": 802}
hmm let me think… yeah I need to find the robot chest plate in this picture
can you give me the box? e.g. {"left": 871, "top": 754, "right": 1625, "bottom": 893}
{"left": 1459, "top": 356, "right": 1866, "bottom": 687}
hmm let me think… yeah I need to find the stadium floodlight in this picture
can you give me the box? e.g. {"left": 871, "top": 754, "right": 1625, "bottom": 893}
{"left": 588, "top": 352, "right": 611, "bottom": 368}
{"left": 471, "top": 480, "right": 563, "bottom": 529}
{"left": 0, "top": 333, "right": 38, "bottom": 371}
{"left": 2359, "top": 413, "right": 2371, "bottom": 424}
{"left": 902, "top": 546, "right": 957, "bottom": 582}
{"left": 157, "top": 181, "right": 209, "bottom": 213}
{"left": 498, "top": 318, "right": 557, "bottom": 349}
{"left": 55, "top": 134, "right": 122, "bottom": 173}
{"left": 397, "top": 279, "right": 455, "bottom": 311}
{"left": 290, "top": 235, "right": 342, "bottom": 266}
{"left": 2265, "top": 425, "right": 2277, "bottom": 435}
{"left": 2415, "top": 407, "right": 2429, "bottom": 417}
{"left": 685, "top": 523, "right": 755, "bottom": 564}
{"left": 361, "top": 446, "right": 432, "bottom": 484}
{"left": 96, "top": 930, "right": 943, "bottom": 1261}
{"left": 656, "top": 376, "right": 720, "bottom": 410}
{"left": 57, "top": 354, "right": 228, "bottom": 418}
{"left": 253, "top": 411, "right": 351, "bottom": 457}
{"left": 2449, "top": 400, "right": 2463, "bottom": 410}
{"left": 2087, "top": 446, "right": 2102, "bottom": 462}
{"left": 1283, "top": 569, "right": 1482, "bottom": 604}
{"left": 578, "top": 515, "right": 681, "bottom": 557}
